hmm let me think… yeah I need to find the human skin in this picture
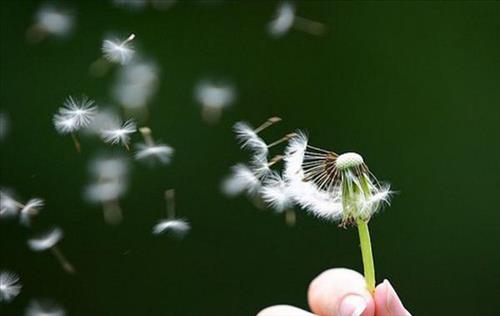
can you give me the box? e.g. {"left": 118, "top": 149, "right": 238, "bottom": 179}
{"left": 257, "top": 268, "right": 411, "bottom": 316}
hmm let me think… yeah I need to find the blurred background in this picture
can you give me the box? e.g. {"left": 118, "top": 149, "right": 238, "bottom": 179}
{"left": 1, "top": 1, "right": 499, "bottom": 315}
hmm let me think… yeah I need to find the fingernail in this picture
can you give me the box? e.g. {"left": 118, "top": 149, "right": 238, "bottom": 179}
{"left": 339, "top": 295, "right": 367, "bottom": 316}
{"left": 384, "top": 280, "right": 412, "bottom": 316}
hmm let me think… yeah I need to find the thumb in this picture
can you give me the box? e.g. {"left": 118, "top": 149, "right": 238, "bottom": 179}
{"left": 374, "top": 280, "right": 411, "bottom": 316}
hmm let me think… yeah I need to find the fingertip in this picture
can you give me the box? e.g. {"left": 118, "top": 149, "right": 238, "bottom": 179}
{"left": 308, "top": 268, "right": 375, "bottom": 316}
{"left": 374, "top": 279, "right": 411, "bottom": 316}
{"left": 257, "top": 305, "right": 315, "bottom": 316}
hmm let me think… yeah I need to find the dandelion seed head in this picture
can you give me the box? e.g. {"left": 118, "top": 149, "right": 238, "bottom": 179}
{"left": 28, "top": 227, "right": 63, "bottom": 251}
{"left": 268, "top": 2, "right": 295, "bottom": 37}
{"left": 335, "top": 152, "right": 364, "bottom": 170}
{"left": 283, "top": 133, "right": 391, "bottom": 223}
{"left": 20, "top": 198, "right": 44, "bottom": 226}
{"left": 0, "top": 271, "right": 22, "bottom": 303}
{"left": 152, "top": 219, "right": 190, "bottom": 238}
{"left": 102, "top": 34, "right": 135, "bottom": 65}
{"left": 59, "top": 96, "right": 97, "bottom": 128}
{"left": 26, "top": 299, "right": 65, "bottom": 316}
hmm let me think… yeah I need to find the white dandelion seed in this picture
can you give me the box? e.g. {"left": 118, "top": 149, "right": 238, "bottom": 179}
{"left": 20, "top": 198, "right": 44, "bottom": 226}
{"left": 53, "top": 95, "right": 98, "bottom": 153}
{"left": 152, "top": 219, "right": 190, "bottom": 238}
{"left": 260, "top": 172, "right": 293, "bottom": 213}
{"left": 0, "top": 189, "right": 21, "bottom": 218}
{"left": 58, "top": 96, "right": 97, "bottom": 128}
{"left": 28, "top": 227, "right": 75, "bottom": 274}
{"left": 195, "top": 79, "right": 236, "bottom": 123}
{"left": 112, "top": 59, "right": 160, "bottom": 112}
{"left": 52, "top": 114, "right": 78, "bottom": 134}
{"left": 153, "top": 190, "right": 191, "bottom": 239}
{"left": 26, "top": 299, "right": 65, "bottom": 316}
{"left": 283, "top": 132, "right": 391, "bottom": 224}
{"left": 134, "top": 127, "right": 174, "bottom": 165}
{"left": 100, "top": 118, "right": 137, "bottom": 150}
{"left": 221, "top": 164, "right": 262, "bottom": 197}
{"left": 85, "top": 156, "right": 129, "bottom": 225}
{"left": 102, "top": 33, "right": 136, "bottom": 65}
{"left": 0, "top": 271, "right": 21, "bottom": 303}
{"left": 268, "top": 2, "right": 325, "bottom": 38}
{"left": 27, "top": 4, "right": 74, "bottom": 43}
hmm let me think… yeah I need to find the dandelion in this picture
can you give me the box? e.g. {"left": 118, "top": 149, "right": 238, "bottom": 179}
{"left": 0, "top": 271, "right": 21, "bottom": 303}
{"left": 102, "top": 33, "right": 136, "bottom": 65}
{"left": 28, "top": 227, "right": 75, "bottom": 274}
{"left": 53, "top": 95, "right": 97, "bottom": 153}
{"left": 26, "top": 299, "right": 65, "bottom": 316}
{"left": 152, "top": 190, "right": 191, "bottom": 239}
{"left": 27, "top": 4, "right": 74, "bottom": 43}
{"left": 268, "top": 2, "right": 326, "bottom": 38}
{"left": 100, "top": 118, "right": 137, "bottom": 150}
{"left": 85, "top": 156, "right": 129, "bottom": 225}
{"left": 283, "top": 132, "right": 391, "bottom": 292}
{"left": 134, "top": 127, "right": 174, "bottom": 165}
{"left": 195, "top": 79, "right": 236, "bottom": 124}
{"left": 20, "top": 198, "right": 44, "bottom": 226}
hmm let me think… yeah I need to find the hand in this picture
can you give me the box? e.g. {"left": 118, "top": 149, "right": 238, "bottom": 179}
{"left": 257, "top": 268, "right": 411, "bottom": 316}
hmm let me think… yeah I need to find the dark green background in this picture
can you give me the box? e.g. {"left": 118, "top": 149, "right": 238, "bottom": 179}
{"left": 1, "top": 1, "right": 499, "bottom": 315}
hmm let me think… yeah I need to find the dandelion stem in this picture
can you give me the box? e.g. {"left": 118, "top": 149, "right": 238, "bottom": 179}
{"left": 356, "top": 218, "right": 375, "bottom": 293}
{"left": 124, "top": 143, "right": 130, "bottom": 151}
{"left": 139, "top": 127, "right": 155, "bottom": 146}
{"left": 165, "top": 189, "right": 175, "bottom": 218}
{"left": 71, "top": 133, "right": 81, "bottom": 153}
{"left": 293, "top": 16, "right": 326, "bottom": 36}
{"left": 254, "top": 116, "right": 281, "bottom": 134}
{"left": 285, "top": 209, "right": 296, "bottom": 226}
{"left": 50, "top": 246, "right": 75, "bottom": 274}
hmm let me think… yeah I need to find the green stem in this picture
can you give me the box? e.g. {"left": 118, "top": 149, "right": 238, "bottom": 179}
{"left": 356, "top": 218, "right": 375, "bottom": 293}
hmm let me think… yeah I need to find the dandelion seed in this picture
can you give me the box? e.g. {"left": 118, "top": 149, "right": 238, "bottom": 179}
{"left": 135, "top": 127, "right": 174, "bottom": 165}
{"left": 260, "top": 172, "right": 293, "bottom": 213}
{"left": 28, "top": 227, "right": 75, "bottom": 274}
{"left": 100, "top": 118, "right": 137, "bottom": 150}
{"left": 85, "top": 156, "right": 129, "bottom": 225}
{"left": 102, "top": 33, "right": 136, "bottom": 65}
{"left": 268, "top": 2, "right": 326, "bottom": 38}
{"left": 195, "top": 79, "right": 236, "bottom": 123}
{"left": 0, "top": 271, "right": 21, "bottom": 303}
{"left": 152, "top": 190, "right": 191, "bottom": 239}
{"left": 0, "top": 189, "right": 21, "bottom": 218}
{"left": 27, "top": 4, "right": 74, "bottom": 43}
{"left": 53, "top": 95, "right": 97, "bottom": 153}
{"left": 26, "top": 299, "right": 65, "bottom": 316}
{"left": 112, "top": 59, "right": 160, "bottom": 113}
{"left": 20, "top": 198, "right": 44, "bottom": 226}
{"left": 221, "top": 164, "right": 262, "bottom": 198}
